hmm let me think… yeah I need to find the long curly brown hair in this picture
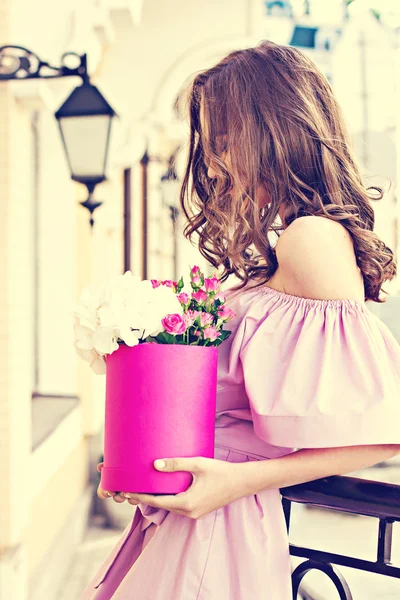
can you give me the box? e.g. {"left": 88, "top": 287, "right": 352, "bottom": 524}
{"left": 178, "top": 39, "right": 396, "bottom": 302}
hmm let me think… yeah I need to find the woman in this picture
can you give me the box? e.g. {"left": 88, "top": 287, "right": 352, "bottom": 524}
{"left": 82, "top": 40, "right": 400, "bottom": 599}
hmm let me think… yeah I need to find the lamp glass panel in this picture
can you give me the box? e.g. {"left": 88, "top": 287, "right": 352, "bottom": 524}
{"left": 59, "top": 115, "right": 111, "bottom": 178}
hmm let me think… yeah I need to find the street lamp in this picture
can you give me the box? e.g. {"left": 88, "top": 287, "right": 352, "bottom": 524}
{"left": 55, "top": 81, "right": 117, "bottom": 227}
{"left": 0, "top": 45, "right": 117, "bottom": 228}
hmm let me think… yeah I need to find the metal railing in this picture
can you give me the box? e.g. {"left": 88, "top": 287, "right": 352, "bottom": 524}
{"left": 280, "top": 475, "right": 400, "bottom": 599}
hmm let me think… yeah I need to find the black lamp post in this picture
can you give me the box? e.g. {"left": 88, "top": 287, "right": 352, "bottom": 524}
{"left": 0, "top": 45, "right": 117, "bottom": 228}
{"left": 54, "top": 81, "right": 117, "bottom": 227}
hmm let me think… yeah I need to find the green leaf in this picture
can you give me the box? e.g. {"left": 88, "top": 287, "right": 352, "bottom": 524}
{"left": 152, "top": 331, "right": 178, "bottom": 344}
{"left": 218, "top": 330, "right": 231, "bottom": 341}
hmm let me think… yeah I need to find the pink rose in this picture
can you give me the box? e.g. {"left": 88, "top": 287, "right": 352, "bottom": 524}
{"left": 199, "top": 312, "right": 214, "bottom": 327}
{"left": 192, "top": 290, "right": 208, "bottom": 304}
{"left": 161, "top": 280, "right": 173, "bottom": 288}
{"left": 161, "top": 313, "right": 187, "bottom": 335}
{"left": 183, "top": 311, "right": 197, "bottom": 327}
{"left": 177, "top": 292, "right": 189, "bottom": 305}
{"left": 186, "top": 309, "right": 201, "bottom": 326}
{"left": 191, "top": 275, "right": 202, "bottom": 286}
{"left": 191, "top": 265, "right": 201, "bottom": 275}
{"left": 151, "top": 279, "right": 161, "bottom": 288}
{"left": 203, "top": 326, "right": 220, "bottom": 342}
{"left": 217, "top": 306, "right": 236, "bottom": 321}
{"left": 204, "top": 276, "right": 220, "bottom": 293}
{"left": 213, "top": 291, "right": 226, "bottom": 303}
{"left": 182, "top": 312, "right": 194, "bottom": 327}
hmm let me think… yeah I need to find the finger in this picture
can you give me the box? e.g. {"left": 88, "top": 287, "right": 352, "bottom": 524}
{"left": 97, "top": 462, "right": 104, "bottom": 473}
{"left": 112, "top": 493, "right": 127, "bottom": 503}
{"left": 97, "top": 487, "right": 107, "bottom": 500}
{"left": 122, "top": 492, "right": 185, "bottom": 510}
{"left": 153, "top": 457, "right": 204, "bottom": 474}
{"left": 97, "top": 486, "right": 115, "bottom": 500}
{"left": 126, "top": 497, "right": 140, "bottom": 505}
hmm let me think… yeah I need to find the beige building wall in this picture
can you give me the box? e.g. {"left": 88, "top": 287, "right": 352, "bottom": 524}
{"left": 0, "top": 73, "right": 85, "bottom": 600}
{"left": 0, "top": 1, "right": 128, "bottom": 597}
{"left": 0, "top": 15, "right": 35, "bottom": 598}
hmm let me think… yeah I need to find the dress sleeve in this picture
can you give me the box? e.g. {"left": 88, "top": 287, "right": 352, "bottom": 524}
{"left": 239, "top": 292, "right": 400, "bottom": 448}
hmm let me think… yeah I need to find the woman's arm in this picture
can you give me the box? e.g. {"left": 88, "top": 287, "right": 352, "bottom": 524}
{"left": 117, "top": 445, "right": 400, "bottom": 520}
{"left": 239, "top": 444, "right": 400, "bottom": 496}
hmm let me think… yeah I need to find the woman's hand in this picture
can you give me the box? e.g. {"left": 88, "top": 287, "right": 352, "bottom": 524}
{"left": 96, "top": 462, "right": 127, "bottom": 503}
{"left": 121, "top": 457, "right": 248, "bottom": 520}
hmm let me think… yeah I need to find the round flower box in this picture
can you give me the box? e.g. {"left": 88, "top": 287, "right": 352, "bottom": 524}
{"left": 100, "top": 342, "right": 218, "bottom": 495}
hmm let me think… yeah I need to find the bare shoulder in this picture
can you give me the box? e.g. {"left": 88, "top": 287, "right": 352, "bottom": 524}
{"left": 277, "top": 215, "right": 352, "bottom": 247}
{"left": 275, "top": 216, "right": 364, "bottom": 301}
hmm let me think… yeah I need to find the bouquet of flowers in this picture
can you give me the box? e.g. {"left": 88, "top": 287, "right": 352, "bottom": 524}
{"left": 74, "top": 266, "right": 235, "bottom": 494}
{"left": 74, "top": 265, "right": 235, "bottom": 374}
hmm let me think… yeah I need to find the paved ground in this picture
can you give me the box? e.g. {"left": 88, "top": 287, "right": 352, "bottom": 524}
{"left": 58, "top": 462, "right": 400, "bottom": 599}
{"left": 57, "top": 513, "right": 128, "bottom": 600}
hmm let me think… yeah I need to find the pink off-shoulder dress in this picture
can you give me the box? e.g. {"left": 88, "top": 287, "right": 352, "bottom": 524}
{"left": 81, "top": 284, "right": 400, "bottom": 600}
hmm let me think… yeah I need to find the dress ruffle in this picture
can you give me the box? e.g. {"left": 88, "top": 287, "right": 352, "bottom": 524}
{"left": 234, "top": 286, "right": 400, "bottom": 448}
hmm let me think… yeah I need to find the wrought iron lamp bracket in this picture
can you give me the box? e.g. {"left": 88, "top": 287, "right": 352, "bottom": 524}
{"left": 0, "top": 45, "right": 88, "bottom": 82}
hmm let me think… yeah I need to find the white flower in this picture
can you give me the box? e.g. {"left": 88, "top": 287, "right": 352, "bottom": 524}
{"left": 141, "top": 285, "right": 183, "bottom": 337}
{"left": 73, "top": 271, "right": 184, "bottom": 374}
{"left": 74, "top": 345, "right": 106, "bottom": 375}
{"left": 74, "top": 319, "right": 94, "bottom": 351}
{"left": 115, "top": 323, "right": 140, "bottom": 347}
{"left": 92, "top": 328, "right": 119, "bottom": 355}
